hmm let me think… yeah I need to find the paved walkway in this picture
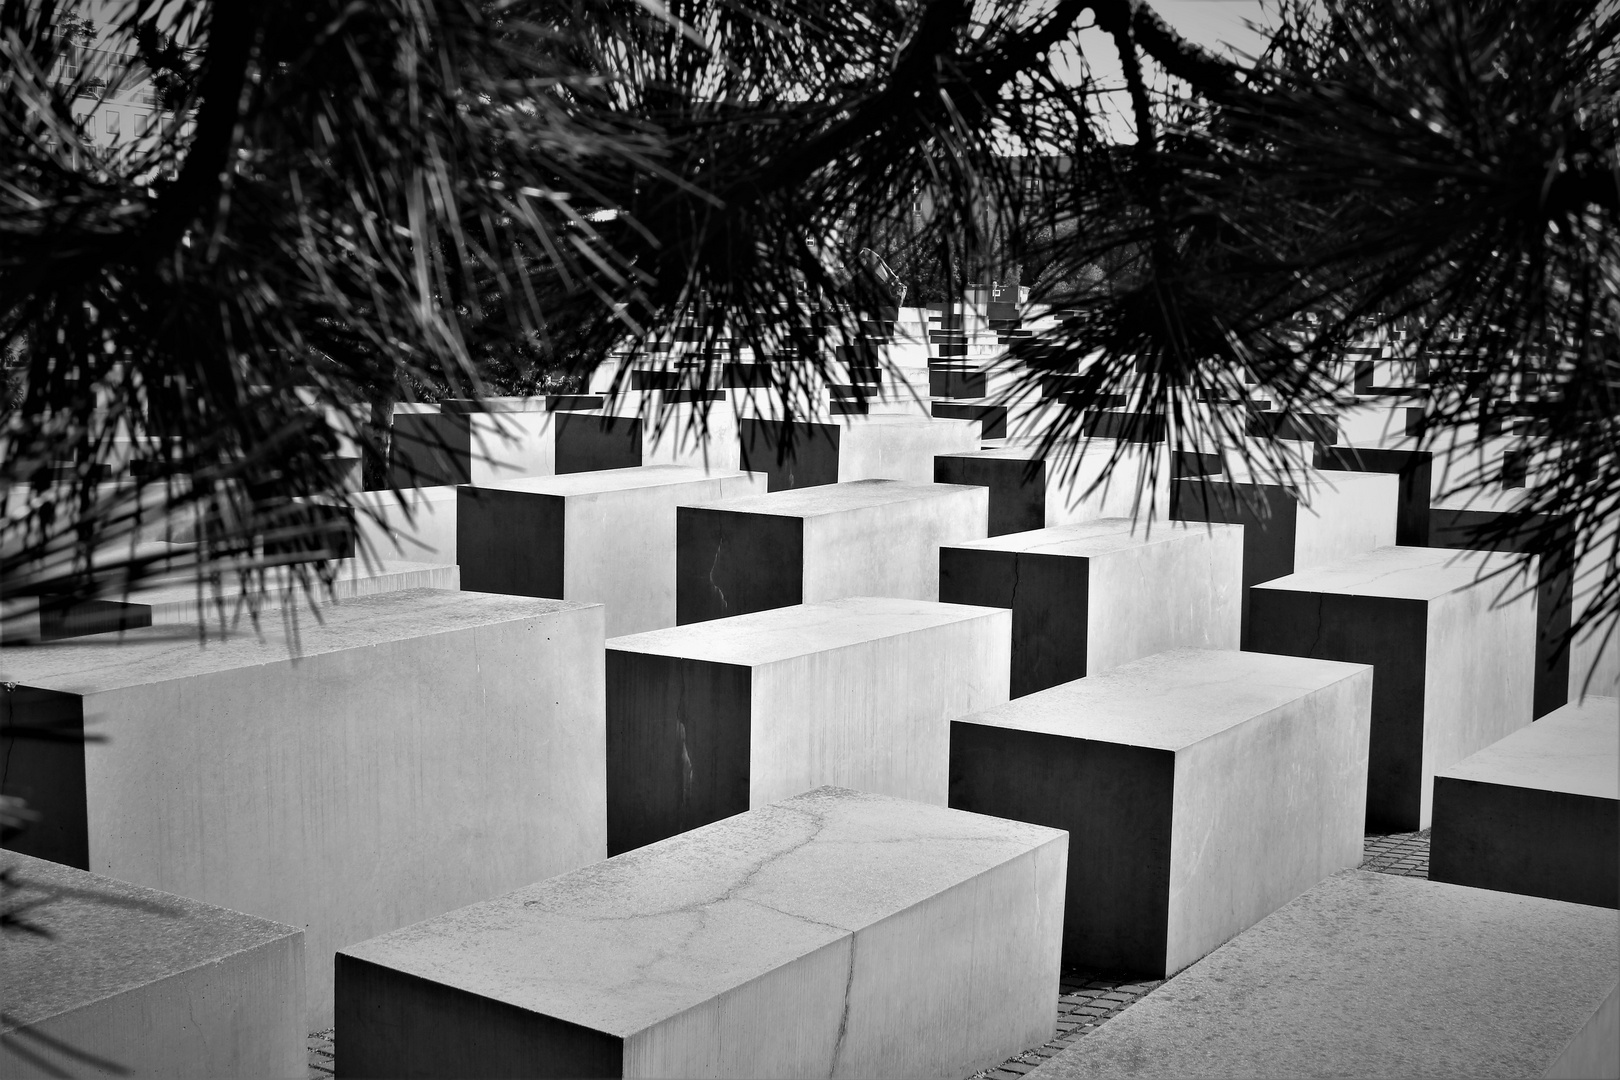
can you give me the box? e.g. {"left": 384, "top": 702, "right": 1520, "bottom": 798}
{"left": 306, "top": 830, "right": 1433, "bottom": 1079}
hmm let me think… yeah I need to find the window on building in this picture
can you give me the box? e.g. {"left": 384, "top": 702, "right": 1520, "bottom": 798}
{"left": 105, "top": 109, "right": 121, "bottom": 135}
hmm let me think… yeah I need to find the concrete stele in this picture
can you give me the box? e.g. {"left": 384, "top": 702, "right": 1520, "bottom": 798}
{"left": 933, "top": 440, "right": 1170, "bottom": 536}
{"left": 387, "top": 400, "right": 556, "bottom": 486}
{"left": 0, "top": 588, "right": 607, "bottom": 1026}
{"left": 737, "top": 413, "right": 981, "bottom": 491}
{"left": 2, "top": 851, "right": 306, "bottom": 1080}
{"left": 458, "top": 465, "right": 764, "bottom": 635}
{"left": 1171, "top": 468, "right": 1399, "bottom": 644}
{"left": 336, "top": 786, "right": 1067, "bottom": 1080}
{"left": 675, "top": 478, "right": 988, "bottom": 624}
{"left": 606, "top": 596, "right": 1011, "bottom": 854}
{"left": 950, "top": 647, "right": 1372, "bottom": 976}
{"left": 1431, "top": 694, "right": 1619, "bottom": 908}
{"left": 939, "top": 519, "right": 1244, "bottom": 697}
{"left": 1025, "top": 870, "right": 1619, "bottom": 1080}
{"left": 1248, "top": 545, "right": 1538, "bottom": 830}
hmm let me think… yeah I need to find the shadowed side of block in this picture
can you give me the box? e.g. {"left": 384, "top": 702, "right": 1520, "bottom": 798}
{"left": 606, "top": 652, "right": 752, "bottom": 856}
{"left": 335, "top": 955, "right": 623, "bottom": 1079}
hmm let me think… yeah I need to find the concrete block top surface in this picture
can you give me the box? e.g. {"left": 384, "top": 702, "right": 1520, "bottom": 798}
{"left": 609, "top": 596, "right": 1006, "bottom": 666}
{"left": 0, "top": 588, "right": 596, "bottom": 694}
{"left": 1440, "top": 695, "right": 1618, "bottom": 799}
{"left": 126, "top": 557, "right": 457, "bottom": 606}
{"left": 463, "top": 464, "right": 750, "bottom": 497}
{"left": 689, "top": 478, "right": 982, "bottom": 518}
{"left": 1429, "top": 486, "right": 1530, "bottom": 514}
{"left": 1253, "top": 544, "right": 1527, "bottom": 600}
{"left": 339, "top": 786, "right": 1064, "bottom": 1038}
{"left": 954, "top": 647, "right": 1370, "bottom": 752}
{"left": 946, "top": 518, "right": 1243, "bottom": 557}
{"left": 1026, "top": 870, "right": 1619, "bottom": 1080}
{"left": 1, "top": 851, "right": 301, "bottom": 1030}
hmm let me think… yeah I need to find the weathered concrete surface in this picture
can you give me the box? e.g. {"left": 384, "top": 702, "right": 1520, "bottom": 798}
{"left": 738, "top": 414, "right": 980, "bottom": 491}
{"left": 0, "top": 588, "right": 606, "bottom": 1026}
{"left": 951, "top": 647, "right": 1371, "bottom": 977}
{"left": 1172, "top": 469, "right": 1398, "bottom": 645}
{"left": 1026, "top": 870, "right": 1620, "bottom": 1080}
{"left": 606, "top": 596, "right": 1010, "bottom": 853}
{"left": 336, "top": 786, "right": 1067, "bottom": 1080}
{"left": 1429, "top": 488, "right": 1574, "bottom": 718}
{"left": 1, "top": 851, "right": 306, "bottom": 1079}
{"left": 675, "top": 479, "right": 988, "bottom": 624}
{"left": 387, "top": 403, "right": 556, "bottom": 486}
{"left": 934, "top": 441, "right": 1170, "bottom": 536}
{"left": 458, "top": 466, "right": 764, "bottom": 635}
{"left": 1432, "top": 695, "right": 1618, "bottom": 907}
{"left": 352, "top": 485, "right": 460, "bottom": 563}
{"left": 1249, "top": 545, "right": 1537, "bottom": 830}
{"left": 939, "top": 519, "right": 1243, "bottom": 696}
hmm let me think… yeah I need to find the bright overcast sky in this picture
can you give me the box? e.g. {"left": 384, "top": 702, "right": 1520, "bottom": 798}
{"left": 1064, "top": 0, "right": 1277, "bottom": 141}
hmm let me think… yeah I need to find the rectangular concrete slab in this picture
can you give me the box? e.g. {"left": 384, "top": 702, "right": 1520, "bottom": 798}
{"left": 675, "top": 479, "right": 988, "bottom": 623}
{"left": 353, "top": 485, "right": 460, "bottom": 563}
{"left": 606, "top": 596, "right": 1011, "bottom": 853}
{"left": 1, "top": 851, "right": 306, "bottom": 1079}
{"left": 940, "top": 520, "right": 1243, "bottom": 696}
{"left": 336, "top": 786, "right": 1067, "bottom": 1080}
{"left": 1431, "top": 695, "right": 1618, "bottom": 907}
{"left": 1249, "top": 545, "right": 1538, "bottom": 829}
{"left": 0, "top": 588, "right": 607, "bottom": 1026}
{"left": 950, "top": 647, "right": 1372, "bottom": 976}
{"left": 934, "top": 441, "right": 1170, "bottom": 536}
{"left": 388, "top": 407, "right": 556, "bottom": 486}
{"left": 1026, "top": 870, "right": 1620, "bottom": 1080}
{"left": 458, "top": 466, "right": 764, "bottom": 635}
{"left": 738, "top": 414, "right": 980, "bottom": 491}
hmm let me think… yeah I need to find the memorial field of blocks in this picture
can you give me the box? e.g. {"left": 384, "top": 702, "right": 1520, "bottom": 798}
{"left": 3, "top": 303, "right": 1615, "bottom": 1078}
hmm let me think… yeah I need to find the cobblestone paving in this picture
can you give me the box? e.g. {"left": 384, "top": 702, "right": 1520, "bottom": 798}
{"left": 967, "top": 971, "right": 1165, "bottom": 1080}
{"left": 306, "top": 830, "right": 1436, "bottom": 1078}
{"left": 1360, "top": 828, "right": 1431, "bottom": 877}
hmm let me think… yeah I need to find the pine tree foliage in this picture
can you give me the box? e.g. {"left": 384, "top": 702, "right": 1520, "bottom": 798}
{"left": 0, "top": 0, "right": 1614, "bottom": 667}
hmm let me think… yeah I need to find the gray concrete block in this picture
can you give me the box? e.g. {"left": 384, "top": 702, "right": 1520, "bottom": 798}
{"left": 739, "top": 414, "right": 980, "bottom": 491}
{"left": 0, "top": 588, "right": 607, "bottom": 1025}
{"left": 1249, "top": 545, "right": 1538, "bottom": 829}
{"left": 387, "top": 404, "right": 556, "bottom": 486}
{"left": 950, "top": 647, "right": 1371, "bottom": 976}
{"left": 934, "top": 441, "right": 1169, "bottom": 536}
{"left": 1, "top": 851, "right": 306, "bottom": 1079}
{"left": 939, "top": 519, "right": 1243, "bottom": 696}
{"left": 1432, "top": 695, "right": 1618, "bottom": 907}
{"left": 458, "top": 466, "right": 763, "bottom": 635}
{"left": 1026, "top": 870, "right": 1619, "bottom": 1080}
{"left": 606, "top": 596, "right": 1010, "bottom": 854}
{"left": 336, "top": 786, "right": 1067, "bottom": 1080}
{"left": 675, "top": 479, "right": 988, "bottom": 624}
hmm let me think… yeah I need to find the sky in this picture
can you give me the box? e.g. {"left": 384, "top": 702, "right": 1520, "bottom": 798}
{"left": 1063, "top": 0, "right": 1277, "bottom": 141}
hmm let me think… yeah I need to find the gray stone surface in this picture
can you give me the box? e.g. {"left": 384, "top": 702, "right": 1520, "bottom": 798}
{"left": 675, "top": 478, "right": 988, "bottom": 623}
{"left": 336, "top": 786, "right": 1067, "bottom": 1079}
{"left": 1431, "top": 695, "right": 1618, "bottom": 907}
{"left": 950, "top": 647, "right": 1371, "bottom": 976}
{"left": 1026, "top": 870, "right": 1620, "bottom": 1080}
{"left": 1249, "top": 545, "right": 1537, "bottom": 829}
{"left": 934, "top": 441, "right": 1169, "bottom": 536}
{"left": 2, "top": 851, "right": 306, "bottom": 1079}
{"left": 458, "top": 465, "right": 763, "bottom": 635}
{"left": 606, "top": 596, "right": 1010, "bottom": 854}
{"left": 939, "top": 519, "right": 1243, "bottom": 696}
{"left": 1171, "top": 469, "right": 1398, "bottom": 644}
{"left": 739, "top": 414, "right": 979, "bottom": 491}
{"left": 387, "top": 407, "right": 556, "bottom": 486}
{"left": 0, "top": 588, "right": 607, "bottom": 1026}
